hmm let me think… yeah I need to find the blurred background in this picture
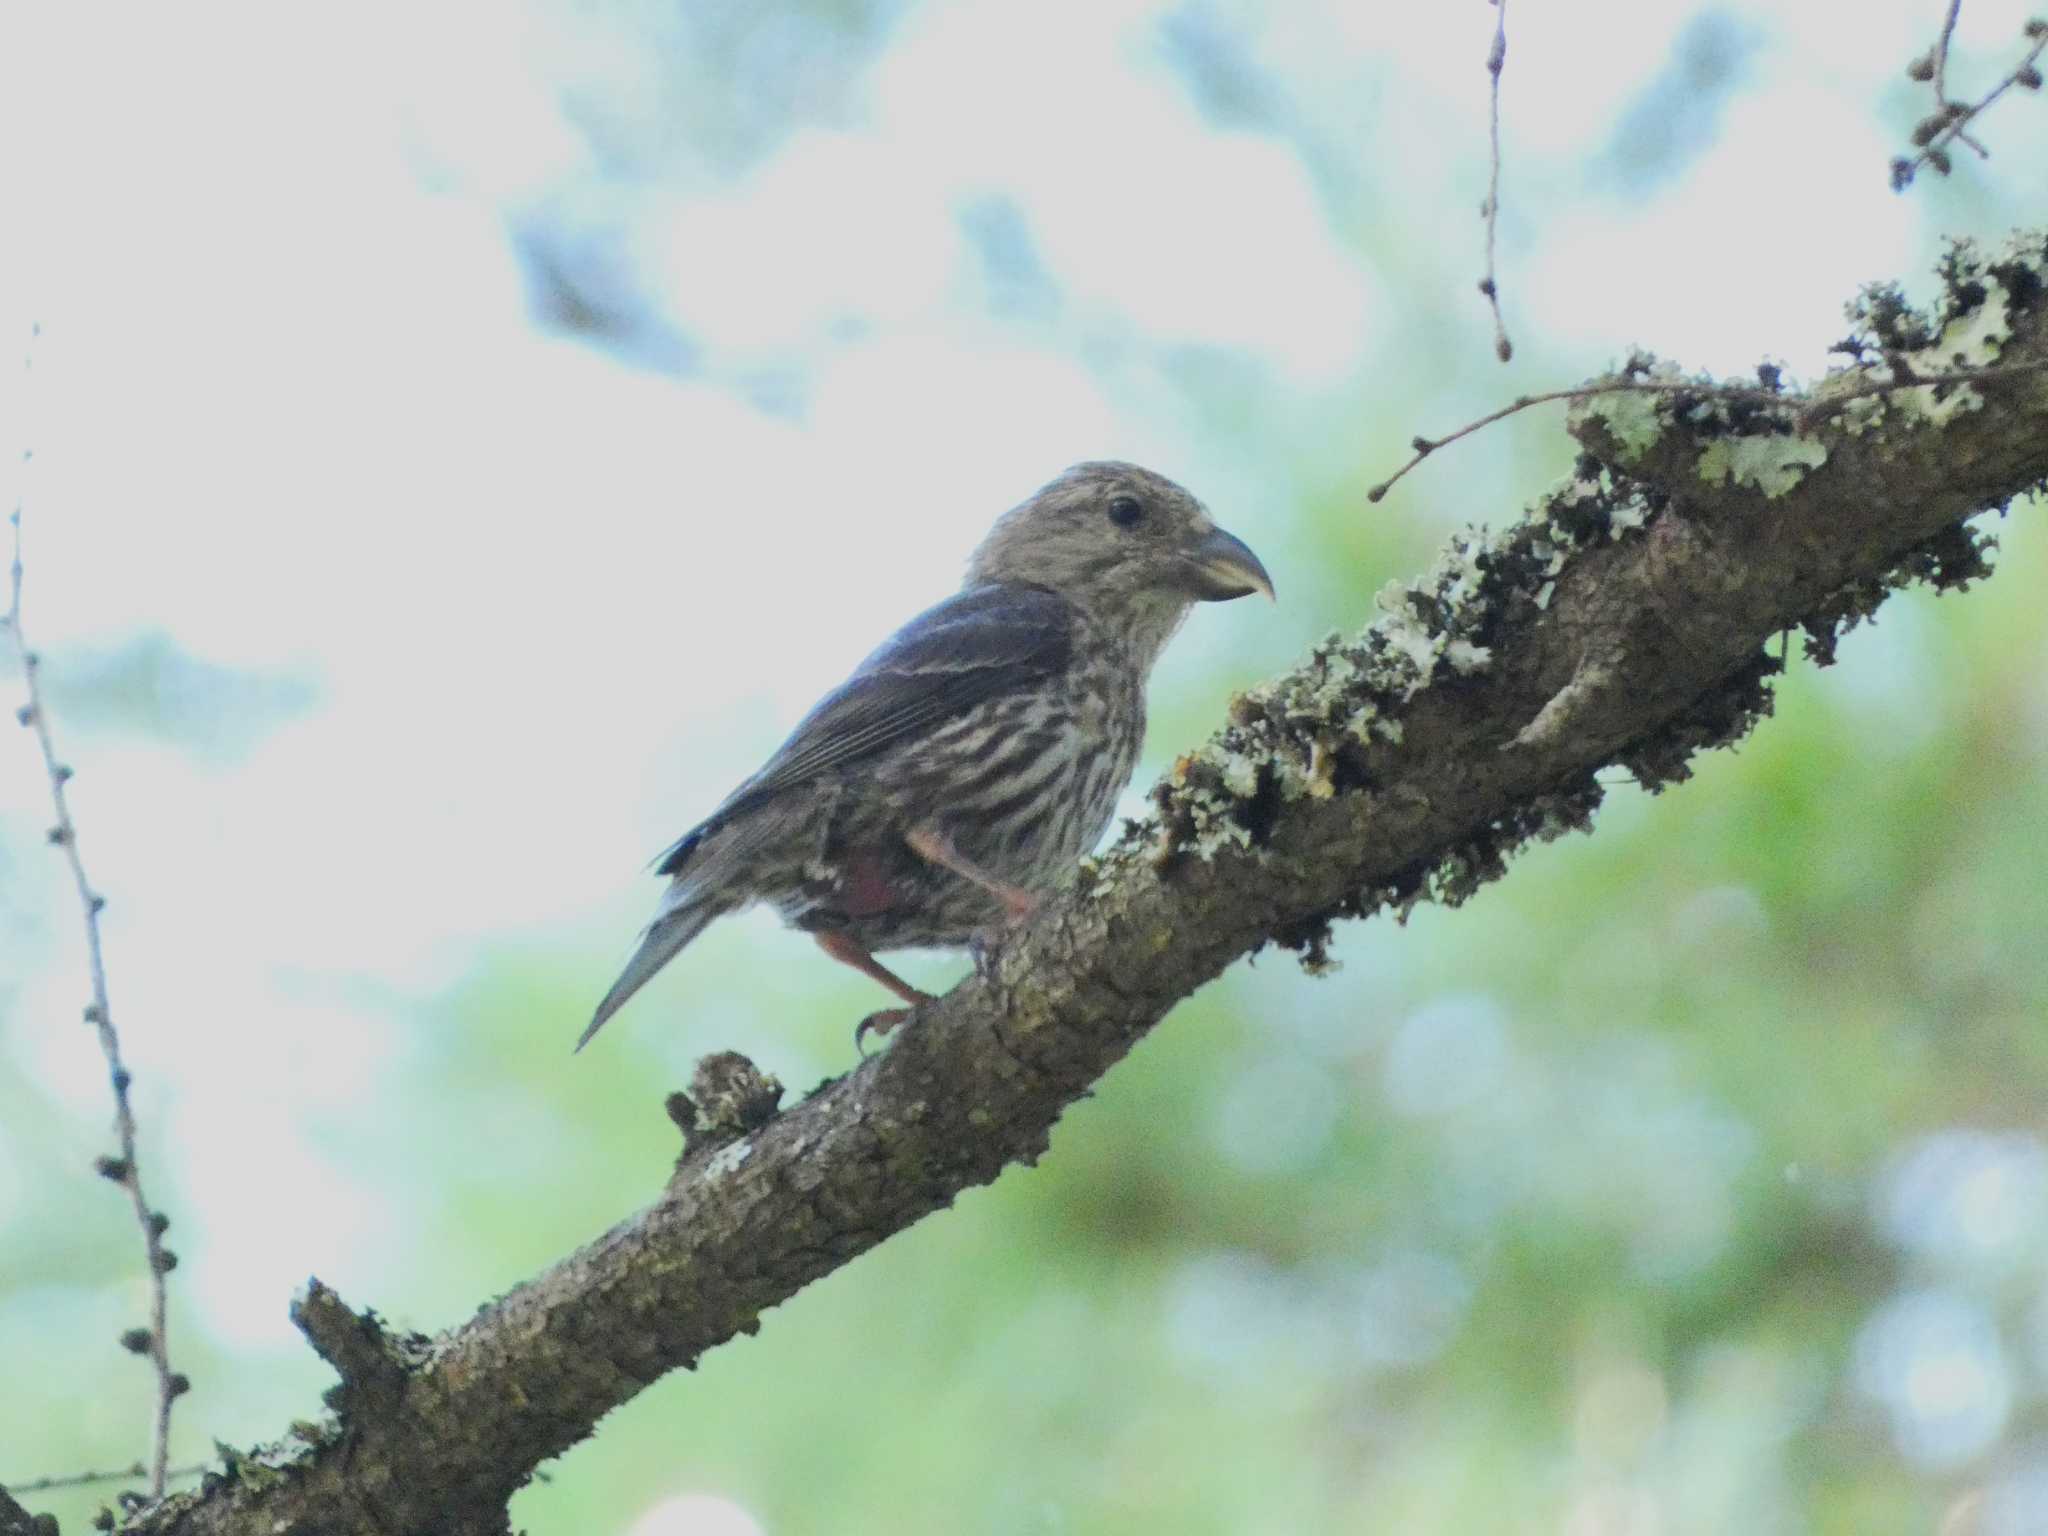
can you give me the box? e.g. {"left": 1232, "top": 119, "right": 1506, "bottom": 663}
{"left": 3, "top": 0, "right": 2047, "bottom": 1531}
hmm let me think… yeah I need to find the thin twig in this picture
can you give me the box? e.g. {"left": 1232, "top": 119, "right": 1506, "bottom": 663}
{"left": 1478, "top": 0, "right": 1513, "bottom": 363}
{"left": 1929, "top": 3, "right": 1997, "bottom": 158}
{"left": 1365, "top": 358, "right": 2048, "bottom": 503}
{"left": 6, "top": 333, "right": 186, "bottom": 1500}
{"left": 3, "top": 1463, "right": 207, "bottom": 1497}
{"left": 1933, "top": 0, "right": 1964, "bottom": 100}
{"left": 1893, "top": 15, "right": 2047, "bottom": 190}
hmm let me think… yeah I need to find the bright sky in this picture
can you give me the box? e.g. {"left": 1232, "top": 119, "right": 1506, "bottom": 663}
{"left": 2, "top": 0, "right": 2044, "bottom": 1501}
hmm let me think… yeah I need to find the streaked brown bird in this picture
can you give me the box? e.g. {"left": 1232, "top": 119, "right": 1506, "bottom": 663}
{"left": 578, "top": 461, "right": 1272, "bottom": 1051}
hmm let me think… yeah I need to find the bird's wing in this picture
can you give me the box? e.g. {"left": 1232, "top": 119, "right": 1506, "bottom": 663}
{"left": 653, "top": 583, "right": 1074, "bottom": 877}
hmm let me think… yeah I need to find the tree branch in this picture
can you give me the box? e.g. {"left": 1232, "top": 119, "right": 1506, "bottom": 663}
{"left": 0, "top": 1484, "right": 53, "bottom": 1536}
{"left": 7, "top": 377, "right": 187, "bottom": 1499}
{"left": 126, "top": 230, "right": 2048, "bottom": 1535}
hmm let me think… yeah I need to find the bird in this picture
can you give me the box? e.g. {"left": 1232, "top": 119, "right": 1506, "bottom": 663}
{"left": 578, "top": 461, "right": 1273, "bottom": 1051}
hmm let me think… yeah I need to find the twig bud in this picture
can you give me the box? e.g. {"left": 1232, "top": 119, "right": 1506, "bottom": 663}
{"left": 120, "top": 1327, "right": 154, "bottom": 1354}
{"left": 167, "top": 1372, "right": 192, "bottom": 1397}
{"left": 95, "top": 1155, "right": 130, "bottom": 1182}
{"left": 149, "top": 1211, "right": 171, "bottom": 1237}
{"left": 2018, "top": 65, "right": 2043, "bottom": 89}
{"left": 152, "top": 1248, "right": 180, "bottom": 1274}
{"left": 1907, "top": 52, "right": 1935, "bottom": 81}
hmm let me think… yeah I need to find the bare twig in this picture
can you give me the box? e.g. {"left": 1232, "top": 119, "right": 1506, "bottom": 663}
{"left": 1933, "top": 0, "right": 1964, "bottom": 100}
{"left": 1478, "top": 0, "right": 1513, "bottom": 363}
{"left": 1365, "top": 358, "right": 2048, "bottom": 503}
{"left": 1932, "top": 1, "right": 1997, "bottom": 157}
{"left": 1893, "top": 13, "right": 2046, "bottom": 190}
{"left": 6, "top": 339, "right": 187, "bottom": 1499}
{"left": 1936, "top": 0, "right": 1995, "bottom": 156}
{"left": 3, "top": 1464, "right": 206, "bottom": 1497}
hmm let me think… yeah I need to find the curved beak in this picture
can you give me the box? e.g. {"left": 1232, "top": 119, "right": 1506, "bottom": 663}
{"left": 1186, "top": 526, "right": 1275, "bottom": 602}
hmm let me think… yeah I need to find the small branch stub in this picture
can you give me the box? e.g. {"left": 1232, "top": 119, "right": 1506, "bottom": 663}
{"left": 291, "top": 1279, "right": 414, "bottom": 1417}
{"left": 687, "top": 1052, "right": 785, "bottom": 1146}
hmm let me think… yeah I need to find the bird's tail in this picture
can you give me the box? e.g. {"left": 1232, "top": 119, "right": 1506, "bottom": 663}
{"left": 575, "top": 887, "right": 725, "bottom": 1052}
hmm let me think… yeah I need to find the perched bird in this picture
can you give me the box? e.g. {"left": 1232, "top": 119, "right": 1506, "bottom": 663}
{"left": 578, "top": 461, "right": 1272, "bottom": 1051}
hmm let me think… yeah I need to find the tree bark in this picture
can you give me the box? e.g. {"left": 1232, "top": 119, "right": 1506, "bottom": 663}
{"left": 0, "top": 1484, "right": 54, "bottom": 1536}
{"left": 101, "top": 230, "right": 2048, "bottom": 1536}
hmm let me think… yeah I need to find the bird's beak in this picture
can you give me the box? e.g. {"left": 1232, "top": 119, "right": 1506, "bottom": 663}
{"left": 1185, "top": 526, "right": 1275, "bottom": 602}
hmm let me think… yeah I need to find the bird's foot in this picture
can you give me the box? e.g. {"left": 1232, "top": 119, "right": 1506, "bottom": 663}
{"left": 855, "top": 1006, "right": 916, "bottom": 1055}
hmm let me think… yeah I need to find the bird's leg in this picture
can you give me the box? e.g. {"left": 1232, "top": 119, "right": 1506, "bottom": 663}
{"left": 905, "top": 825, "right": 1041, "bottom": 922}
{"left": 814, "top": 932, "right": 934, "bottom": 1050}
{"left": 814, "top": 931, "right": 933, "bottom": 1005}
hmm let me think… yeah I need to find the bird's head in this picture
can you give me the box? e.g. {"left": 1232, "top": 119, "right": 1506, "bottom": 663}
{"left": 965, "top": 463, "right": 1273, "bottom": 647}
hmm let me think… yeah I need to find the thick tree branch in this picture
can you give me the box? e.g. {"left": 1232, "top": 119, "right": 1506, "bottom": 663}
{"left": 128, "top": 231, "right": 2048, "bottom": 1535}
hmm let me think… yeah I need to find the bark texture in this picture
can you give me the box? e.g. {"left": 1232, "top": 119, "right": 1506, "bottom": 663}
{"left": 79, "top": 231, "right": 2048, "bottom": 1536}
{"left": 0, "top": 1485, "right": 53, "bottom": 1536}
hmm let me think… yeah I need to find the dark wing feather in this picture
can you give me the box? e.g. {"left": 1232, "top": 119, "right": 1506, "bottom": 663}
{"left": 653, "top": 583, "right": 1074, "bottom": 876}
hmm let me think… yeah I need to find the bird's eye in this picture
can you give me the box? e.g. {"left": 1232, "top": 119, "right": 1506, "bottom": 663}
{"left": 1106, "top": 494, "right": 1145, "bottom": 529}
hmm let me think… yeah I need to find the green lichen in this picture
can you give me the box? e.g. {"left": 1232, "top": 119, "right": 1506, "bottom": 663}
{"left": 1113, "top": 226, "right": 2044, "bottom": 966}
{"left": 1138, "top": 523, "right": 1526, "bottom": 868}
{"left": 1830, "top": 229, "right": 2046, "bottom": 434}
{"left": 1696, "top": 433, "right": 1829, "bottom": 497}
{"left": 1575, "top": 388, "right": 1669, "bottom": 461}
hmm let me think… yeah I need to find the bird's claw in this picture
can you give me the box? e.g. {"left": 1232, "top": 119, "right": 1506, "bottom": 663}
{"left": 855, "top": 1006, "right": 915, "bottom": 1056}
